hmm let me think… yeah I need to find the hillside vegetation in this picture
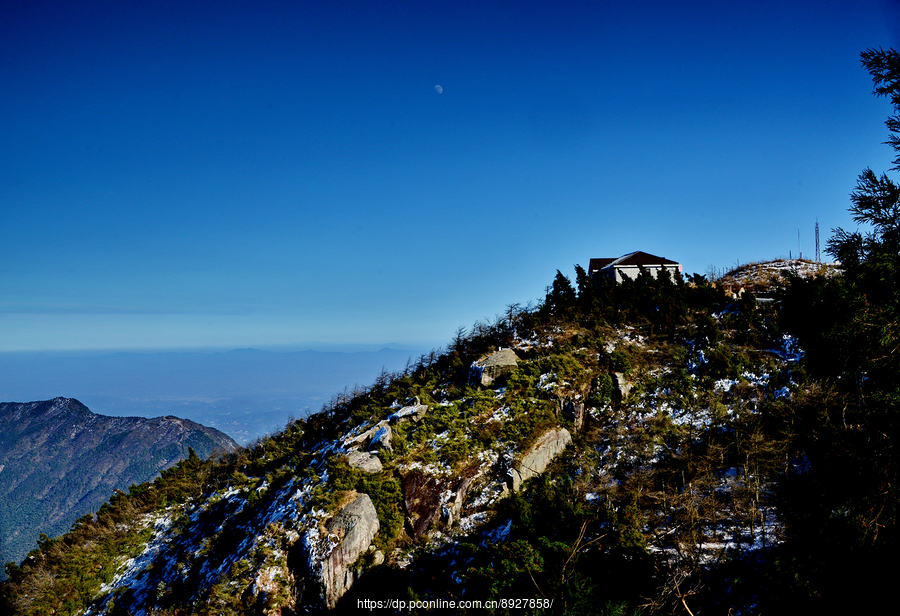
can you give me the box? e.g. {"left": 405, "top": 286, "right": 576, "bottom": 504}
{"left": 0, "top": 256, "right": 888, "bottom": 615}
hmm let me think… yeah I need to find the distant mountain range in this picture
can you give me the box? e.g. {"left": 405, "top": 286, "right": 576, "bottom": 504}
{"left": 0, "top": 398, "right": 238, "bottom": 573}
{"left": 0, "top": 347, "right": 423, "bottom": 444}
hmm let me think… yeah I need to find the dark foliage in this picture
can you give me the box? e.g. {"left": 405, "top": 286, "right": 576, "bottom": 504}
{"left": 775, "top": 46, "right": 900, "bottom": 612}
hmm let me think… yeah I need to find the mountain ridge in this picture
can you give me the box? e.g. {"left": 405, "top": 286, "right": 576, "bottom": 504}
{"left": 0, "top": 256, "right": 896, "bottom": 614}
{"left": 0, "top": 397, "right": 239, "bottom": 574}
{"left": 0, "top": 267, "right": 809, "bottom": 613}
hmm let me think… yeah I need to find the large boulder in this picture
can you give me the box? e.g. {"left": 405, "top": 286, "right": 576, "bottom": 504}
{"left": 344, "top": 421, "right": 386, "bottom": 447}
{"left": 309, "top": 493, "right": 380, "bottom": 609}
{"left": 470, "top": 349, "right": 520, "bottom": 387}
{"left": 368, "top": 424, "right": 393, "bottom": 453}
{"left": 346, "top": 450, "right": 383, "bottom": 473}
{"left": 344, "top": 420, "right": 393, "bottom": 453}
{"left": 508, "top": 428, "right": 572, "bottom": 492}
{"left": 388, "top": 403, "right": 429, "bottom": 424}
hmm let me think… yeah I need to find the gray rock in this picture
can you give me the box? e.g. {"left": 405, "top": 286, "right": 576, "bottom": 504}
{"left": 388, "top": 404, "right": 429, "bottom": 424}
{"left": 441, "top": 476, "right": 474, "bottom": 527}
{"left": 318, "top": 493, "right": 381, "bottom": 609}
{"left": 470, "top": 349, "right": 520, "bottom": 386}
{"left": 404, "top": 471, "right": 477, "bottom": 537}
{"left": 345, "top": 420, "right": 387, "bottom": 447}
{"left": 508, "top": 427, "right": 572, "bottom": 491}
{"left": 368, "top": 424, "right": 393, "bottom": 453}
{"left": 370, "top": 548, "right": 385, "bottom": 567}
{"left": 613, "top": 372, "right": 633, "bottom": 401}
{"left": 346, "top": 450, "right": 383, "bottom": 473}
{"left": 507, "top": 467, "right": 523, "bottom": 493}
{"left": 564, "top": 399, "right": 585, "bottom": 431}
{"left": 402, "top": 471, "right": 444, "bottom": 539}
{"left": 345, "top": 420, "right": 394, "bottom": 453}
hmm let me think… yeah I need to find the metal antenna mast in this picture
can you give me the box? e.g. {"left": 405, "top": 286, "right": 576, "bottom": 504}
{"left": 815, "top": 219, "right": 821, "bottom": 262}
{"left": 798, "top": 227, "right": 802, "bottom": 260}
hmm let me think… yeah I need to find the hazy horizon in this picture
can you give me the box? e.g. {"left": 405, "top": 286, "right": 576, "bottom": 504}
{"left": 0, "top": 345, "right": 428, "bottom": 444}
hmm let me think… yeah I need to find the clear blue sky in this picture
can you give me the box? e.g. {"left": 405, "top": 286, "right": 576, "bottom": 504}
{"left": 2, "top": 0, "right": 899, "bottom": 352}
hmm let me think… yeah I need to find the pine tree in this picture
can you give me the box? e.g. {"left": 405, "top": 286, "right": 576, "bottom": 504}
{"left": 777, "top": 48, "right": 900, "bottom": 611}
{"left": 544, "top": 270, "right": 577, "bottom": 318}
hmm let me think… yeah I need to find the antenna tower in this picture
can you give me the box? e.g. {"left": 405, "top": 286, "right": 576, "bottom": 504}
{"left": 815, "top": 219, "right": 821, "bottom": 262}
{"left": 798, "top": 227, "right": 802, "bottom": 260}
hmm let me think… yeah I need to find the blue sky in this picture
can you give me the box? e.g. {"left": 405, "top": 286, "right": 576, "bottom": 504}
{"left": 2, "top": 0, "right": 899, "bottom": 352}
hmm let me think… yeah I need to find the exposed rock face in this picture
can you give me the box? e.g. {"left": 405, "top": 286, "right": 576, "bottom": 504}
{"left": 316, "top": 493, "right": 380, "bottom": 609}
{"left": 613, "top": 372, "right": 633, "bottom": 401}
{"left": 388, "top": 403, "right": 428, "bottom": 424}
{"left": 344, "top": 404, "right": 428, "bottom": 462}
{"left": 402, "top": 471, "right": 444, "bottom": 539}
{"left": 368, "top": 424, "right": 393, "bottom": 453}
{"left": 441, "top": 476, "right": 475, "bottom": 527}
{"left": 470, "top": 349, "right": 519, "bottom": 386}
{"left": 403, "top": 470, "right": 477, "bottom": 538}
{"left": 564, "top": 399, "right": 585, "bottom": 431}
{"left": 346, "top": 450, "right": 383, "bottom": 473}
{"left": 508, "top": 428, "right": 572, "bottom": 492}
{"left": 344, "top": 421, "right": 387, "bottom": 447}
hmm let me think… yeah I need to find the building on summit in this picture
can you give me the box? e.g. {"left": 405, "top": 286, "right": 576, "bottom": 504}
{"left": 588, "top": 251, "right": 681, "bottom": 283}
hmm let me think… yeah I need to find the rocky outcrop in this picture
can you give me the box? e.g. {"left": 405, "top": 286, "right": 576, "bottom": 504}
{"left": 341, "top": 402, "right": 430, "bottom": 473}
{"left": 402, "top": 471, "right": 444, "bottom": 539}
{"left": 441, "top": 476, "right": 475, "bottom": 527}
{"left": 402, "top": 470, "right": 478, "bottom": 538}
{"left": 346, "top": 450, "right": 383, "bottom": 473}
{"left": 344, "top": 420, "right": 393, "bottom": 453}
{"left": 508, "top": 428, "right": 572, "bottom": 492}
{"left": 470, "top": 349, "right": 519, "bottom": 387}
{"left": 612, "top": 372, "right": 633, "bottom": 401}
{"left": 313, "top": 493, "right": 380, "bottom": 609}
{"left": 388, "top": 403, "right": 428, "bottom": 424}
{"left": 564, "top": 399, "right": 585, "bottom": 431}
{"left": 344, "top": 403, "right": 427, "bottom": 457}
{"left": 344, "top": 421, "right": 387, "bottom": 447}
{"left": 368, "top": 424, "right": 393, "bottom": 453}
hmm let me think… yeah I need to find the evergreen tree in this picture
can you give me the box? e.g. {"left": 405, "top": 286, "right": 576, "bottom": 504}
{"left": 777, "top": 48, "right": 900, "bottom": 611}
{"left": 574, "top": 264, "right": 594, "bottom": 314}
{"left": 544, "top": 270, "right": 577, "bottom": 318}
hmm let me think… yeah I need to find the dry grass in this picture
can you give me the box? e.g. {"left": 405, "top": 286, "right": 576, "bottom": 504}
{"left": 719, "top": 258, "right": 840, "bottom": 292}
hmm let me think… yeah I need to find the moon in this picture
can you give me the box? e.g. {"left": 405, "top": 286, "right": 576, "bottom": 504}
{"left": 434, "top": 85, "right": 443, "bottom": 94}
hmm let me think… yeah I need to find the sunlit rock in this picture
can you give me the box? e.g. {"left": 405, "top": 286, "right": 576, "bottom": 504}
{"left": 470, "top": 349, "right": 519, "bottom": 387}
